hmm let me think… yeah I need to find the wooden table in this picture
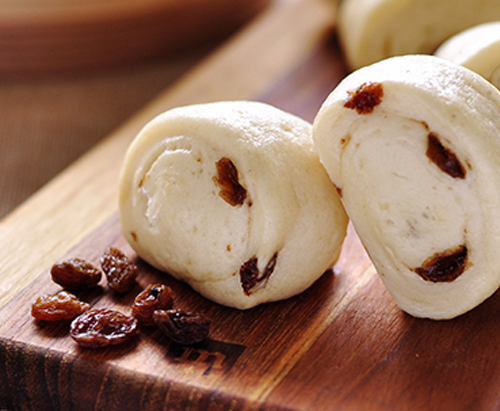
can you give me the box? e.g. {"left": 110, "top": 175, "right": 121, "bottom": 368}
{"left": 2, "top": 0, "right": 500, "bottom": 410}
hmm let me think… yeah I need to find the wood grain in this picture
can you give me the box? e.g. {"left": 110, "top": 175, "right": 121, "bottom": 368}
{"left": 0, "top": 0, "right": 270, "bottom": 74}
{"left": 0, "top": 217, "right": 376, "bottom": 411}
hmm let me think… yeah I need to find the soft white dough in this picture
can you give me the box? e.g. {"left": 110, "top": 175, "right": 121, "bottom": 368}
{"left": 313, "top": 55, "right": 500, "bottom": 319}
{"left": 435, "top": 21, "right": 500, "bottom": 89}
{"left": 119, "top": 101, "right": 348, "bottom": 309}
{"left": 338, "top": 0, "right": 500, "bottom": 70}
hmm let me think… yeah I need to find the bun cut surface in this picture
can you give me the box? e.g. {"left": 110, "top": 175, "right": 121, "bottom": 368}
{"left": 313, "top": 55, "right": 500, "bottom": 319}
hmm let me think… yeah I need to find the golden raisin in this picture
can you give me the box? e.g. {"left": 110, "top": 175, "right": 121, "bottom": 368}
{"left": 153, "top": 309, "right": 210, "bottom": 345}
{"left": 132, "top": 284, "right": 174, "bottom": 326}
{"left": 50, "top": 258, "right": 102, "bottom": 291}
{"left": 100, "top": 247, "right": 138, "bottom": 293}
{"left": 70, "top": 308, "right": 138, "bottom": 348}
{"left": 31, "top": 291, "right": 90, "bottom": 322}
{"left": 414, "top": 245, "right": 468, "bottom": 283}
{"left": 344, "top": 82, "right": 384, "bottom": 114}
{"left": 213, "top": 157, "right": 247, "bottom": 206}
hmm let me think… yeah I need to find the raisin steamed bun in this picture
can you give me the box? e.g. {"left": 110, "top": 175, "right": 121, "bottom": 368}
{"left": 338, "top": 0, "right": 500, "bottom": 70}
{"left": 313, "top": 55, "right": 500, "bottom": 319}
{"left": 435, "top": 21, "right": 500, "bottom": 89}
{"left": 119, "top": 101, "right": 348, "bottom": 309}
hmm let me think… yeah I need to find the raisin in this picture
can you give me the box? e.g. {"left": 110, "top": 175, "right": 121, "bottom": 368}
{"left": 50, "top": 258, "right": 102, "bottom": 291}
{"left": 414, "top": 245, "right": 468, "bottom": 283}
{"left": 426, "top": 133, "right": 466, "bottom": 179}
{"left": 70, "top": 309, "right": 138, "bottom": 348}
{"left": 153, "top": 309, "right": 210, "bottom": 345}
{"left": 240, "top": 253, "right": 278, "bottom": 295}
{"left": 100, "top": 247, "right": 138, "bottom": 293}
{"left": 31, "top": 291, "right": 90, "bottom": 322}
{"left": 132, "top": 284, "right": 174, "bottom": 326}
{"left": 213, "top": 157, "right": 247, "bottom": 206}
{"left": 344, "top": 82, "right": 384, "bottom": 114}
{"left": 240, "top": 257, "right": 258, "bottom": 295}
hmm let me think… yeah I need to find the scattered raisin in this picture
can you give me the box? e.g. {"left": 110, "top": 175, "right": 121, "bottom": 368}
{"left": 344, "top": 82, "right": 384, "bottom": 114}
{"left": 153, "top": 309, "right": 210, "bottom": 345}
{"left": 31, "top": 291, "right": 90, "bottom": 322}
{"left": 414, "top": 245, "right": 468, "bottom": 283}
{"left": 41, "top": 245, "right": 214, "bottom": 350}
{"left": 213, "top": 157, "right": 247, "bottom": 206}
{"left": 132, "top": 284, "right": 174, "bottom": 326}
{"left": 426, "top": 133, "right": 466, "bottom": 179}
{"left": 100, "top": 247, "right": 138, "bottom": 293}
{"left": 70, "top": 308, "right": 138, "bottom": 348}
{"left": 50, "top": 258, "right": 102, "bottom": 291}
{"left": 240, "top": 253, "right": 278, "bottom": 295}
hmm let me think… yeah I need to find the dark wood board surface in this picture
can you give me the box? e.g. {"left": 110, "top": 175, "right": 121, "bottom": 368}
{"left": 1, "top": 29, "right": 500, "bottom": 411}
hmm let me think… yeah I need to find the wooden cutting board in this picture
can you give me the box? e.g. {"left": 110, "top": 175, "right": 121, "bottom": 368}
{"left": 2, "top": 0, "right": 500, "bottom": 410}
{"left": 0, "top": 0, "right": 269, "bottom": 74}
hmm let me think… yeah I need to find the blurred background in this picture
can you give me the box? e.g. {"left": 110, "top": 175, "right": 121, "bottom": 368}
{"left": 0, "top": 0, "right": 270, "bottom": 219}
